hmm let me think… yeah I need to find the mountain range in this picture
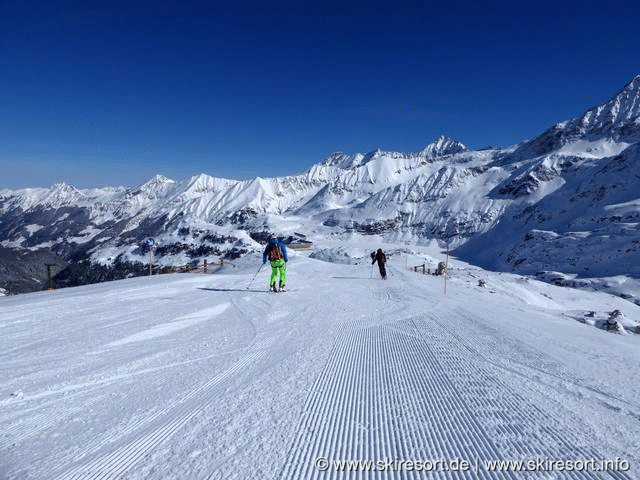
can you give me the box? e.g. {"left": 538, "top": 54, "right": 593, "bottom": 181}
{"left": 1, "top": 74, "right": 640, "bottom": 293}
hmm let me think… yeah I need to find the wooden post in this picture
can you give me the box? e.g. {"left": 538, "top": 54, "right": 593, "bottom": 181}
{"left": 421, "top": 264, "right": 425, "bottom": 274}
{"left": 444, "top": 244, "right": 449, "bottom": 296}
{"left": 45, "top": 263, "right": 55, "bottom": 290}
{"left": 204, "top": 259, "right": 208, "bottom": 273}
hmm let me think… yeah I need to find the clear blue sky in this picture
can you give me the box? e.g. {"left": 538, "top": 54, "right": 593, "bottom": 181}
{"left": 2, "top": 0, "right": 640, "bottom": 188}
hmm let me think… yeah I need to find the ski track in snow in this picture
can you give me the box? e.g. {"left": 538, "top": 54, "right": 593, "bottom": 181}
{"left": 45, "top": 295, "right": 264, "bottom": 480}
{"left": 1, "top": 256, "right": 639, "bottom": 479}
{"left": 105, "top": 304, "right": 230, "bottom": 347}
{"left": 51, "top": 343, "right": 269, "bottom": 480}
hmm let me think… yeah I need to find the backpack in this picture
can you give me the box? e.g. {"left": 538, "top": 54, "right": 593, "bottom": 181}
{"left": 267, "top": 242, "right": 283, "bottom": 261}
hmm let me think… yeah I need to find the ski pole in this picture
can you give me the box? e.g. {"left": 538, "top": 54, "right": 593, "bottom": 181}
{"left": 247, "top": 264, "right": 263, "bottom": 289}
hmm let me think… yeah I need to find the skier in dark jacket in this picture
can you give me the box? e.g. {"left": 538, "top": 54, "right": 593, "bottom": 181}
{"left": 263, "top": 238, "right": 288, "bottom": 292}
{"left": 372, "top": 248, "right": 387, "bottom": 279}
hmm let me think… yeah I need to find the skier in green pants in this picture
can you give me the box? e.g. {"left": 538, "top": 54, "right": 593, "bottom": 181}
{"left": 263, "top": 238, "right": 288, "bottom": 292}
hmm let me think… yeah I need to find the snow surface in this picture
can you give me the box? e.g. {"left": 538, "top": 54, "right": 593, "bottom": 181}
{"left": 2, "top": 245, "right": 639, "bottom": 479}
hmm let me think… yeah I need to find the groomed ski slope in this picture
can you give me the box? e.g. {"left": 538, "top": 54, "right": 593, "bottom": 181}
{"left": 2, "top": 251, "right": 640, "bottom": 479}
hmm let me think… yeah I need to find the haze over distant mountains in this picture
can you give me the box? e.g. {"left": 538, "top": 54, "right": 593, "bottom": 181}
{"left": 1, "top": 74, "right": 640, "bottom": 293}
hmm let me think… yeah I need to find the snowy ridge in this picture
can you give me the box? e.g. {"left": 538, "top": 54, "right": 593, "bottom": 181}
{"left": 0, "top": 134, "right": 497, "bottom": 268}
{"left": 1, "top": 75, "right": 640, "bottom": 284}
{"left": 513, "top": 75, "right": 640, "bottom": 159}
{"left": 418, "top": 134, "right": 468, "bottom": 157}
{"left": 569, "top": 74, "right": 640, "bottom": 137}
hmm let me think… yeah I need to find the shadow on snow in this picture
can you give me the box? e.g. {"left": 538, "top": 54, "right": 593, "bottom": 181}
{"left": 198, "top": 287, "right": 273, "bottom": 293}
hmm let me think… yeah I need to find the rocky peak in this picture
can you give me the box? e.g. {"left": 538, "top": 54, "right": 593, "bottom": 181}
{"left": 513, "top": 74, "right": 640, "bottom": 159}
{"left": 571, "top": 74, "right": 640, "bottom": 136}
{"left": 419, "top": 135, "right": 467, "bottom": 158}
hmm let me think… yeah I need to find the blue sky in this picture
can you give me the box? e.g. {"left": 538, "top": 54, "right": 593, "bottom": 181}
{"left": 2, "top": 1, "right": 640, "bottom": 188}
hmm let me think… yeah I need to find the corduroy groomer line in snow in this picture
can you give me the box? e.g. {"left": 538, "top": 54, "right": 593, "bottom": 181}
{"left": 1, "top": 243, "right": 639, "bottom": 479}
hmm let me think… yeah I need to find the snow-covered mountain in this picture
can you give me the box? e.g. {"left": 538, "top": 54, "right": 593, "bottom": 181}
{"left": 458, "top": 74, "right": 640, "bottom": 277}
{"left": 1, "top": 75, "right": 640, "bottom": 292}
{"left": 0, "top": 135, "right": 508, "bottom": 271}
{"left": 510, "top": 74, "right": 640, "bottom": 160}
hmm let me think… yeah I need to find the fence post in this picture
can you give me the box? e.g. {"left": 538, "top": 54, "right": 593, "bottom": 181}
{"left": 444, "top": 244, "right": 449, "bottom": 296}
{"left": 45, "top": 263, "right": 55, "bottom": 290}
{"left": 204, "top": 259, "right": 208, "bottom": 273}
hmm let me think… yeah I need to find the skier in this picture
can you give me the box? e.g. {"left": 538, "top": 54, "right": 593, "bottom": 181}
{"left": 372, "top": 248, "right": 387, "bottom": 279}
{"left": 263, "top": 237, "right": 288, "bottom": 292}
